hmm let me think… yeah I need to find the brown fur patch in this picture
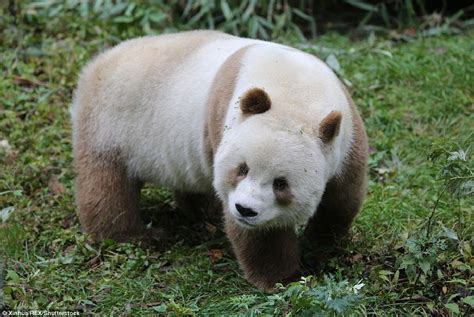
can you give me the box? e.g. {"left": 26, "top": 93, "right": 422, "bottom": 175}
{"left": 205, "top": 45, "right": 254, "bottom": 164}
{"left": 275, "top": 188, "right": 294, "bottom": 206}
{"left": 228, "top": 168, "right": 244, "bottom": 188}
{"left": 74, "top": 146, "right": 143, "bottom": 241}
{"left": 319, "top": 111, "right": 342, "bottom": 143}
{"left": 228, "top": 162, "right": 248, "bottom": 187}
{"left": 305, "top": 84, "right": 368, "bottom": 244}
{"left": 240, "top": 87, "right": 271, "bottom": 115}
{"left": 224, "top": 215, "right": 300, "bottom": 290}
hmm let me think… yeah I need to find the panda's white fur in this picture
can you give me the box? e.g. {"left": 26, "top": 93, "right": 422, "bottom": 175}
{"left": 71, "top": 30, "right": 354, "bottom": 231}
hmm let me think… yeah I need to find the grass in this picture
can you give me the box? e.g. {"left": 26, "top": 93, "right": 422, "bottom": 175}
{"left": 1, "top": 2, "right": 473, "bottom": 316}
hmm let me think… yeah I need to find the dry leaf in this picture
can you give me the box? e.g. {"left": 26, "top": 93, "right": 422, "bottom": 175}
{"left": 48, "top": 175, "right": 65, "bottom": 195}
{"left": 208, "top": 249, "right": 224, "bottom": 263}
{"left": 205, "top": 222, "right": 217, "bottom": 234}
{"left": 351, "top": 253, "right": 363, "bottom": 263}
{"left": 13, "top": 76, "right": 45, "bottom": 88}
{"left": 159, "top": 261, "right": 173, "bottom": 272}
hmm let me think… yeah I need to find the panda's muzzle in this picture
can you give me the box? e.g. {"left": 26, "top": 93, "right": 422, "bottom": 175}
{"left": 235, "top": 203, "right": 258, "bottom": 218}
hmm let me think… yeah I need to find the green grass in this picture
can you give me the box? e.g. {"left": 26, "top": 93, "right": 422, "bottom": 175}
{"left": 1, "top": 2, "right": 473, "bottom": 316}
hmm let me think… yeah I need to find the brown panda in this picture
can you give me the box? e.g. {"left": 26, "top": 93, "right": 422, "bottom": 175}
{"left": 71, "top": 30, "right": 368, "bottom": 290}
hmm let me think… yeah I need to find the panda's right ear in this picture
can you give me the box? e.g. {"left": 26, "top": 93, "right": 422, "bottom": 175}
{"left": 240, "top": 88, "right": 272, "bottom": 115}
{"left": 319, "top": 111, "right": 342, "bottom": 143}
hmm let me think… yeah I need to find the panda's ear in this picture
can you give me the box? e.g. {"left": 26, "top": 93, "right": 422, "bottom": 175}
{"left": 240, "top": 88, "right": 271, "bottom": 115}
{"left": 319, "top": 111, "right": 342, "bottom": 143}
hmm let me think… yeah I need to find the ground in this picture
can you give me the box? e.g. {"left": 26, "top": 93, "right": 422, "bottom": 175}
{"left": 0, "top": 5, "right": 473, "bottom": 316}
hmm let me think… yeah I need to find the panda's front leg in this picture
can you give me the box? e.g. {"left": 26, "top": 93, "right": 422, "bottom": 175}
{"left": 304, "top": 154, "right": 367, "bottom": 248}
{"left": 224, "top": 215, "right": 301, "bottom": 290}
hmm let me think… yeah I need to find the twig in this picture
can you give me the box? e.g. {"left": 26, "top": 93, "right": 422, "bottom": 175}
{"left": 426, "top": 187, "right": 446, "bottom": 239}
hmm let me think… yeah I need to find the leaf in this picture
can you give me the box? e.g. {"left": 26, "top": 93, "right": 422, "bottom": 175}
{"left": 107, "top": 2, "right": 128, "bottom": 17}
{"left": 6, "top": 270, "right": 20, "bottom": 284}
{"left": 448, "top": 150, "right": 467, "bottom": 161}
{"left": 242, "top": 0, "right": 256, "bottom": 22}
{"left": 444, "top": 303, "right": 459, "bottom": 314}
{"left": 462, "top": 296, "right": 474, "bottom": 308}
{"left": 152, "top": 304, "right": 167, "bottom": 313}
{"left": 372, "top": 49, "right": 393, "bottom": 58}
{"left": 61, "top": 256, "right": 74, "bottom": 264}
{"left": 344, "top": 0, "right": 378, "bottom": 12}
{"left": 148, "top": 12, "right": 166, "bottom": 24}
{"left": 442, "top": 225, "right": 459, "bottom": 241}
{"left": 292, "top": 8, "right": 314, "bottom": 22}
{"left": 325, "top": 54, "right": 340, "bottom": 73}
{"left": 419, "top": 260, "right": 431, "bottom": 274}
{"left": 353, "top": 280, "right": 365, "bottom": 293}
{"left": 0, "top": 206, "right": 14, "bottom": 223}
{"left": 113, "top": 16, "right": 135, "bottom": 24}
{"left": 220, "top": 0, "right": 232, "bottom": 20}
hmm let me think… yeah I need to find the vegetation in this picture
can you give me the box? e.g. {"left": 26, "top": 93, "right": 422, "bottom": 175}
{"left": 1, "top": 0, "right": 473, "bottom": 315}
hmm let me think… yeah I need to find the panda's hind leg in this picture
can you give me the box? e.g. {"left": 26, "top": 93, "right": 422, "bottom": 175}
{"left": 74, "top": 148, "right": 144, "bottom": 242}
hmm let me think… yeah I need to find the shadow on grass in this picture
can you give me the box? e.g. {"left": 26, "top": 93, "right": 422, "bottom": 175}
{"left": 137, "top": 186, "right": 226, "bottom": 250}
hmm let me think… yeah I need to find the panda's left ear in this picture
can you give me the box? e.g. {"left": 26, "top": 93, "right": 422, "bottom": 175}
{"left": 240, "top": 88, "right": 271, "bottom": 115}
{"left": 319, "top": 111, "right": 342, "bottom": 143}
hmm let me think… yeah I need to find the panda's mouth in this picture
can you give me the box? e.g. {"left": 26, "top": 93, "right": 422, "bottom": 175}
{"left": 237, "top": 217, "right": 257, "bottom": 227}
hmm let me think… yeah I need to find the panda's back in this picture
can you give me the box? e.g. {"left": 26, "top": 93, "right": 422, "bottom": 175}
{"left": 72, "top": 31, "right": 257, "bottom": 191}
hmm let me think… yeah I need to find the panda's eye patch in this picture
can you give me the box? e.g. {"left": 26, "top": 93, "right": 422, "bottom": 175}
{"left": 237, "top": 163, "right": 249, "bottom": 177}
{"left": 273, "top": 177, "right": 289, "bottom": 191}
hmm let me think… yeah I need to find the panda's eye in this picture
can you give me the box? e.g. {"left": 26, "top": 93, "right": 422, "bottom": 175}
{"left": 237, "top": 163, "right": 249, "bottom": 177}
{"left": 273, "top": 177, "right": 289, "bottom": 191}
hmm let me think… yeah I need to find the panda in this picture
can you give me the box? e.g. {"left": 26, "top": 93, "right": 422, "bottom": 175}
{"left": 71, "top": 30, "right": 368, "bottom": 290}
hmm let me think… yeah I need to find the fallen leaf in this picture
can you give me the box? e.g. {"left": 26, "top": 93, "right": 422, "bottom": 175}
{"left": 0, "top": 206, "right": 15, "bottom": 223}
{"left": 48, "top": 175, "right": 65, "bottom": 195}
{"left": 351, "top": 253, "right": 363, "bottom": 263}
{"left": 205, "top": 222, "right": 217, "bottom": 234}
{"left": 403, "top": 27, "right": 417, "bottom": 36}
{"left": 13, "top": 76, "right": 45, "bottom": 88}
{"left": 159, "top": 261, "right": 173, "bottom": 272}
{"left": 87, "top": 256, "right": 100, "bottom": 268}
{"left": 208, "top": 249, "right": 224, "bottom": 263}
{"left": 0, "top": 139, "right": 11, "bottom": 151}
{"left": 144, "top": 301, "right": 163, "bottom": 307}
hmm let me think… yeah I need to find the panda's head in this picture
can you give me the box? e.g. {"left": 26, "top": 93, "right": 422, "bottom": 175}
{"left": 213, "top": 88, "right": 342, "bottom": 229}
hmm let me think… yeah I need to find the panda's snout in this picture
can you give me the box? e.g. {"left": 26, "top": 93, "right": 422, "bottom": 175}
{"left": 235, "top": 203, "right": 258, "bottom": 218}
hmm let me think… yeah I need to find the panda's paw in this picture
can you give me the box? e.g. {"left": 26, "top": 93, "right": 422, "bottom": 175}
{"left": 246, "top": 269, "right": 301, "bottom": 292}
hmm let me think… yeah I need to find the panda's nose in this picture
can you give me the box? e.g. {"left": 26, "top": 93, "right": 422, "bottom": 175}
{"left": 235, "top": 204, "right": 258, "bottom": 217}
